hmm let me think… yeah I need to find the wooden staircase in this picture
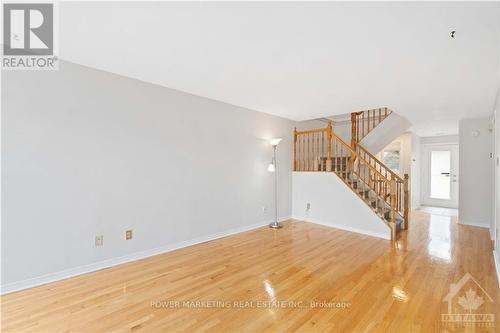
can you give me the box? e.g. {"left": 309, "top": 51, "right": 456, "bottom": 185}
{"left": 293, "top": 108, "right": 408, "bottom": 240}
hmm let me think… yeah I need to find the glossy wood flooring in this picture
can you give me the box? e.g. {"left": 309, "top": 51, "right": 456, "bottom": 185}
{"left": 2, "top": 211, "right": 499, "bottom": 332}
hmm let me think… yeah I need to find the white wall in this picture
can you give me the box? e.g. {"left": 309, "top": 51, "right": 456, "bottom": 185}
{"left": 292, "top": 173, "right": 391, "bottom": 240}
{"left": 379, "top": 132, "right": 421, "bottom": 209}
{"left": 493, "top": 84, "right": 500, "bottom": 276}
{"left": 421, "top": 135, "right": 459, "bottom": 145}
{"left": 295, "top": 119, "right": 328, "bottom": 132}
{"left": 458, "top": 117, "right": 493, "bottom": 227}
{"left": 1, "top": 61, "right": 295, "bottom": 292}
{"left": 361, "top": 113, "right": 411, "bottom": 153}
{"left": 410, "top": 133, "right": 422, "bottom": 209}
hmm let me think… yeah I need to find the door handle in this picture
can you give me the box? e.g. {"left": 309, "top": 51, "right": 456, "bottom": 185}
{"left": 441, "top": 172, "right": 450, "bottom": 176}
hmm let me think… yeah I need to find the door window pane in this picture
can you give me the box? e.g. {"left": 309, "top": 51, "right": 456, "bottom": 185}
{"left": 430, "top": 150, "right": 451, "bottom": 199}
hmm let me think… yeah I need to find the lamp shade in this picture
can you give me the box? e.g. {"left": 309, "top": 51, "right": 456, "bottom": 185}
{"left": 267, "top": 163, "right": 276, "bottom": 172}
{"left": 269, "top": 138, "right": 282, "bottom": 146}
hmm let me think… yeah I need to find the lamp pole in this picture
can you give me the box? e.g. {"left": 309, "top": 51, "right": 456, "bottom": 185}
{"left": 269, "top": 142, "right": 282, "bottom": 229}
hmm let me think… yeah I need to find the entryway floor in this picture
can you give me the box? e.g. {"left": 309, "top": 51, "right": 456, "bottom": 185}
{"left": 417, "top": 205, "right": 459, "bottom": 217}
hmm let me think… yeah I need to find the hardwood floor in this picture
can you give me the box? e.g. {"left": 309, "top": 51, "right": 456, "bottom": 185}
{"left": 2, "top": 211, "right": 499, "bottom": 332}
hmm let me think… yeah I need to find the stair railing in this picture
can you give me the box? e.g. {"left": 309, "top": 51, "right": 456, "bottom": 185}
{"left": 293, "top": 122, "right": 399, "bottom": 237}
{"left": 330, "top": 132, "right": 397, "bottom": 237}
{"left": 294, "top": 122, "right": 332, "bottom": 172}
{"left": 354, "top": 143, "right": 409, "bottom": 230}
{"left": 351, "top": 107, "right": 392, "bottom": 144}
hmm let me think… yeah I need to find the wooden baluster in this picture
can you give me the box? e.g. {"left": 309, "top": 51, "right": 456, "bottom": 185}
{"left": 345, "top": 147, "right": 350, "bottom": 184}
{"left": 308, "top": 133, "right": 310, "bottom": 171}
{"left": 303, "top": 134, "right": 306, "bottom": 171}
{"left": 349, "top": 150, "right": 354, "bottom": 186}
{"left": 362, "top": 112, "right": 365, "bottom": 139}
{"left": 301, "top": 134, "right": 304, "bottom": 171}
{"left": 312, "top": 133, "right": 315, "bottom": 171}
{"left": 390, "top": 178, "right": 396, "bottom": 240}
{"left": 397, "top": 182, "right": 400, "bottom": 212}
{"left": 293, "top": 128, "right": 297, "bottom": 171}
{"left": 305, "top": 133, "right": 308, "bottom": 171}
{"left": 373, "top": 109, "right": 376, "bottom": 130}
{"left": 321, "top": 132, "right": 326, "bottom": 171}
{"left": 316, "top": 132, "right": 320, "bottom": 171}
{"left": 378, "top": 108, "right": 381, "bottom": 127}
{"left": 403, "top": 174, "right": 409, "bottom": 230}
{"left": 357, "top": 155, "right": 361, "bottom": 187}
{"left": 400, "top": 182, "right": 403, "bottom": 212}
{"left": 367, "top": 110, "right": 370, "bottom": 133}
{"left": 338, "top": 142, "right": 341, "bottom": 175}
{"left": 384, "top": 107, "right": 388, "bottom": 118}
{"left": 343, "top": 144, "right": 346, "bottom": 178}
{"left": 362, "top": 161, "right": 367, "bottom": 194}
{"left": 351, "top": 113, "right": 357, "bottom": 147}
{"left": 297, "top": 134, "right": 300, "bottom": 171}
{"left": 344, "top": 147, "right": 348, "bottom": 180}
{"left": 340, "top": 145, "right": 344, "bottom": 178}
{"left": 326, "top": 122, "right": 332, "bottom": 172}
{"left": 309, "top": 133, "right": 314, "bottom": 171}
{"left": 349, "top": 150, "right": 353, "bottom": 185}
{"left": 383, "top": 180, "right": 387, "bottom": 217}
{"left": 357, "top": 114, "right": 360, "bottom": 143}
{"left": 334, "top": 138, "right": 337, "bottom": 174}
{"left": 301, "top": 134, "right": 305, "bottom": 171}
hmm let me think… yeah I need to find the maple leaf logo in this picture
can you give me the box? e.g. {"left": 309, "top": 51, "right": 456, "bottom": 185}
{"left": 458, "top": 289, "right": 484, "bottom": 313}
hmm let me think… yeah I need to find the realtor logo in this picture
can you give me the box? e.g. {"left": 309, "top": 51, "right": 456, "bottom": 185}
{"left": 2, "top": 2, "right": 58, "bottom": 69}
{"left": 441, "top": 273, "right": 494, "bottom": 328}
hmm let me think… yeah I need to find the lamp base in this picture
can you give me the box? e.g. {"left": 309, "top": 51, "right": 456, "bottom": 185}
{"left": 269, "top": 221, "right": 283, "bottom": 229}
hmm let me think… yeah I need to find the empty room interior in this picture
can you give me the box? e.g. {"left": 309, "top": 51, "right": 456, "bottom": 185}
{"left": 2, "top": 1, "right": 500, "bottom": 332}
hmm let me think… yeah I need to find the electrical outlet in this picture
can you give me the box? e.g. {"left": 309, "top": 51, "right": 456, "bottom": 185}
{"left": 262, "top": 206, "right": 267, "bottom": 214}
{"left": 126, "top": 230, "right": 133, "bottom": 240}
{"left": 306, "top": 203, "right": 311, "bottom": 211}
{"left": 95, "top": 235, "right": 104, "bottom": 247}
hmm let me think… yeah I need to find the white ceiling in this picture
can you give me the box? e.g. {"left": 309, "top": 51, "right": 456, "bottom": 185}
{"left": 60, "top": 2, "right": 499, "bottom": 136}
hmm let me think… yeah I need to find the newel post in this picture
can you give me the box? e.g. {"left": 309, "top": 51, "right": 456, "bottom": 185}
{"left": 403, "top": 173, "right": 409, "bottom": 230}
{"left": 390, "top": 178, "right": 396, "bottom": 240}
{"left": 351, "top": 112, "right": 357, "bottom": 148}
{"left": 293, "top": 127, "right": 298, "bottom": 171}
{"left": 326, "top": 122, "right": 332, "bottom": 172}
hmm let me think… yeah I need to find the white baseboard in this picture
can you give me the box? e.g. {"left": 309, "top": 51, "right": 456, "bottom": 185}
{"left": 292, "top": 216, "right": 390, "bottom": 240}
{"left": 458, "top": 220, "right": 490, "bottom": 228}
{"left": 1, "top": 216, "right": 290, "bottom": 295}
{"left": 493, "top": 250, "right": 500, "bottom": 288}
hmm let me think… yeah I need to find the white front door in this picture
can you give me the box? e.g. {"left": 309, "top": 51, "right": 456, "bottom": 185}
{"left": 422, "top": 144, "right": 459, "bottom": 208}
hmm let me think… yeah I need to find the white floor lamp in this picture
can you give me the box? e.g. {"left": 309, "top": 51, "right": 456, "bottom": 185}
{"left": 268, "top": 138, "right": 282, "bottom": 228}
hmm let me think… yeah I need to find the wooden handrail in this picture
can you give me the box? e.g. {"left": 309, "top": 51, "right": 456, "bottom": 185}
{"left": 329, "top": 132, "right": 393, "bottom": 229}
{"left": 331, "top": 132, "right": 388, "bottom": 180}
{"left": 353, "top": 141, "right": 409, "bottom": 229}
{"left": 296, "top": 128, "right": 329, "bottom": 135}
{"left": 354, "top": 143, "right": 404, "bottom": 183}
